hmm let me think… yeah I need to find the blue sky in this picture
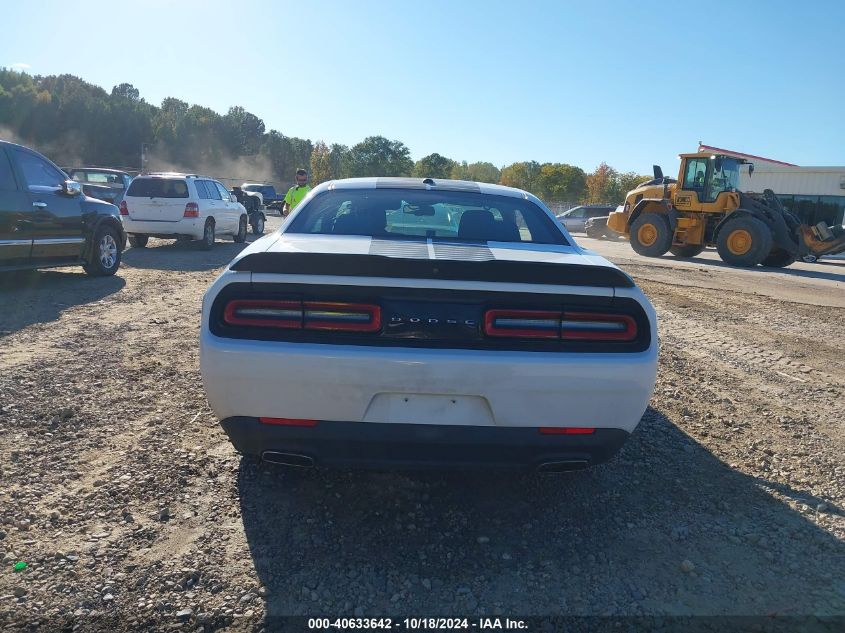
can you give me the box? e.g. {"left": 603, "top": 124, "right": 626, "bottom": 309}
{"left": 2, "top": 0, "right": 843, "bottom": 174}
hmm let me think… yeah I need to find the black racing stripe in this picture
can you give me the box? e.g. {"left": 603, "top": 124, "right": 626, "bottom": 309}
{"left": 231, "top": 252, "right": 635, "bottom": 288}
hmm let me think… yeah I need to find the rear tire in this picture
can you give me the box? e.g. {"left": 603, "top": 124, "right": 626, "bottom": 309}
{"left": 716, "top": 216, "right": 773, "bottom": 267}
{"left": 669, "top": 244, "right": 704, "bottom": 258}
{"left": 234, "top": 215, "right": 247, "bottom": 243}
{"left": 128, "top": 234, "right": 148, "bottom": 248}
{"left": 200, "top": 219, "right": 215, "bottom": 250}
{"left": 630, "top": 213, "right": 673, "bottom": 257}
{"left": 252, "top": 215, "right": 265, "bottom": 236}
{"left": 83, "top": 225, "right": 122, "bottom": 276}
{"left": 761, "top": 248, "right": 796, "bottom": 268}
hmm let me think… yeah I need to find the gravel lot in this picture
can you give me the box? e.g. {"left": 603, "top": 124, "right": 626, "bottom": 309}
{"left": 1, "top": 221, "right": 843, "bottom": 631}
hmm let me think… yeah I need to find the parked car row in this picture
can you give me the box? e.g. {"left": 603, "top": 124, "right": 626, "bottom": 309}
{"left": 0, "top": 140, "right": 274, "bottom": 275}
{"left": 555, "top": 204, "right": 617, "bottom": 233}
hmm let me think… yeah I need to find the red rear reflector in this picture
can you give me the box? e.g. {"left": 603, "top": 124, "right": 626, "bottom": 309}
{"left": 259, "top": 417, "right": 318, "bottom": 427}
{"left": 561, "top": 312, "right": 637, "bottom": 341}
{"left": 540, "top": 427, "right": 596, "bottom": 435}
{"left": 223, "top": 299, "right": 302, "bottom": 328}
{"left": 119, "top": 200, "right": 129, "bottom": 216}
{"left": 184, "top": 202, "right": 200, "bottom": 218}
{"left": 483, "top": 309, "right": 561, "bottom": 339}
{"left": 303, "top": 302, "right": 381, "bottom": 332}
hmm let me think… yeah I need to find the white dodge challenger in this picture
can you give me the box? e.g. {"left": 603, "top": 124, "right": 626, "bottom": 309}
{"left": 200, "top": 177, "right": 657, "bottom": 472}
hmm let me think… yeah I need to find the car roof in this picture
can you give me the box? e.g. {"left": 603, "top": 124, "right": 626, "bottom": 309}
{"left": 139, "top": 172, "right": 213, "bottom": 180}
{"left": 66, "top": 167, "right": 131, "bottom": 175}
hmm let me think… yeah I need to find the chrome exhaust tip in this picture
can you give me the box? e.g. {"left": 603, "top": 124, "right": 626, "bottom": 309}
{"left": 261, "top": 451, "right": 315, "bottom": 468}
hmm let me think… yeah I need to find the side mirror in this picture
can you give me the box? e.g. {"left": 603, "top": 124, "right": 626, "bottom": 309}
{"left": 748, "top": 164, "right": 754, "bottom": 177}
{"left": 230, "top": 194, "right": 238, "bottom": 203}
{"left": 61, "top": 180, "right": 82, "bottom": 196}
{"left": 653, "top": 165, "right": 663, "bottom": 180}
{"left": 714, "top": 157, "right": 723, "bottom": 172}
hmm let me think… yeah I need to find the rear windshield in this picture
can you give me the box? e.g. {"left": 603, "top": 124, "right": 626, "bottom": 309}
{"left": 286, "top": 189, "right": 567, "bottom": 245}
{"left": 243, "top": 185, "right": 262, "bottom": 192}
{"left": 70, "top": 170, "right": 126, "bottom": 189}
{"left": 126, "top": 178, "right": 189, "bottom": 198}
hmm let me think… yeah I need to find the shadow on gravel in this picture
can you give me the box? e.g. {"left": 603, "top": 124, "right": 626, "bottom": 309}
{"left": 0, "top": 269, "right": 125, "bottom": 337}
{"left": 656, "top": 254, "right": 845, "bottom": 283}
{"left": 237, "top": 407, "right": 844, "bottom": 619}
{"left": 121, "top": 235, "right": 263, "bottom": 272}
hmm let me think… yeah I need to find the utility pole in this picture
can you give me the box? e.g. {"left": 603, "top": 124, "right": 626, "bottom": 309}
{"left": 140, "top": 143, "right": 150, "bottom": 174}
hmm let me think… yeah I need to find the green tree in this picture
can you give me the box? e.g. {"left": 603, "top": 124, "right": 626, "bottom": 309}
{"left": 413, "top": 152, "right": 455, "bottom": 179}
{"left": 585, "top": 162, "right": 620, "bottom": 203}
{"left": 450, "top": 160, "right": 470, "bottom": 180}
{"left": 500, "top": 161, "right": 541, "bottom": 193}
{"left": 310, "top": 141, "right": 332, "bottom": 184}
{"left": 617, "top": 171, "right": 650, "bottom": 197}
{"left": 465, "top": 162, "right": 500, "bottom": 184}
{"left": 221, "top": 106, "right": 265, "bottom": 156}
{"left": 111, "top": 83, "right": 140, "bottom": 101}
{"left": 537, "top": 163, "right": 586, "bottom": 202}
{"left": 329, "top": 143, "right": 349, "bottom": 179}
{"left": 347, "top": 135, "right": 413, "bottom": 177}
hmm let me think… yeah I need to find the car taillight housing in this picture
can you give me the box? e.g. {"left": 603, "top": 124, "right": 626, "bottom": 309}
{"left": 483, "top": 309, "right": 561, "bottom": 339}
{"left": 119, "top": 200, "right": 129, "bottom": 216}
{"left": 484, "top": 309, "right": 637, "bottom": 342}
{"left": 184, "top": 202, "right": 200, "bottom": 218}
{"left": 223, "top": 299, "right": 381, "bottom": 333}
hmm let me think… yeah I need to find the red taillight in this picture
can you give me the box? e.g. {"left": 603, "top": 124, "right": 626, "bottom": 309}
{"left": 539, "top": 427, "right": 595, "bottom": 435}
{"left": 184, "top": 202, "right": 200, "bottom": 218}
{"left": 561, "top": 312, "right": 637, "bottom": 341}
{"left": 483, "top": 309, "right": 636, "bottom": 342}
{"left": 483, "top": 309, "right": 561, "bottom": 339}
{"left": 223, "top": 299, "right": 381, "bottom": 333}
{"left": 303, "top": 302, "right": 381, "bottom": 332}
{"left": 259, "top": 417, "right": 318, "bottom": 427}
{"left": 224, "top": 299, "right": 302, "bottom": 328}
{"left": 119, "top": 200, "right": 129, "bottom": 216}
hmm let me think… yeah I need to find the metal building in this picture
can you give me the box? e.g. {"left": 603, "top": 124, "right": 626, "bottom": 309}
{"left": 700, "top": 144, "right": 845, "bottom": 228}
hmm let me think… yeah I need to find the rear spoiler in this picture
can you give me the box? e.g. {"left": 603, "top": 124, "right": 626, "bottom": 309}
{"left": 231, "top": 252, "right": 634, "bottom": 288}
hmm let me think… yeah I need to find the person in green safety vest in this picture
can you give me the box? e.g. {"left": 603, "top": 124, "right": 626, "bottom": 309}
{"left": 282, "top": 168, "right": 311, "bottom": 216}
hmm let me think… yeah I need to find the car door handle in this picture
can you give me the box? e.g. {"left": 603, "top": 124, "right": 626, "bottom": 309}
{"left": 32, "top": 201, "right": 48, "bottom": 209}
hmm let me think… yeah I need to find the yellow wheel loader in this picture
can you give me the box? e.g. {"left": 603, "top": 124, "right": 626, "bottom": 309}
{"left": 606, "top": 152, "right": 845, "bottom": 267}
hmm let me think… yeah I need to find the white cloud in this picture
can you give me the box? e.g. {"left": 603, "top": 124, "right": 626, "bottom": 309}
{"left": 10, "top": 63, "right": 31, "bottom": 71}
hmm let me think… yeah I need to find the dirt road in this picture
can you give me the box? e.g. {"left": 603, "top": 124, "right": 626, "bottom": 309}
{"left": 1, "top": 222, "right": 843, "bottom": 631}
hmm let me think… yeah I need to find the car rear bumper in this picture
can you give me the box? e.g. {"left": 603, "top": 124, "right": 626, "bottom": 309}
{"left": 220, "top": 417, "right": 630, "bottom": 471}
{"left": 121, "top": 217, "right": 204, "bottom": 239}
{"left": 201, "top": 334, "right": 657, "bottom": 432}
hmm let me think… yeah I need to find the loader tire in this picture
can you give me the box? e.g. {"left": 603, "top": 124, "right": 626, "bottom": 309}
{"left": 716, "top": 217, "right": 773, "bottom": 267}
{"left": 630, "top": 213, "right": 673, "bottom": 257}
{"left": 669, "top": 244, "right": 704, "bottom": 258}
{"left": 761, "top": 248, "right": 796, "bottom": 268}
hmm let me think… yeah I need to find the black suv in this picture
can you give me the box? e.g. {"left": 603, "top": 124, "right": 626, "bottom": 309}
{"left": 0, "top": 140, "right": 125, "bottom": 276}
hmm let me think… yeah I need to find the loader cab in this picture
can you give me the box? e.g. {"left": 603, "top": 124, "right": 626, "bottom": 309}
{"left": 678, "top": 154, "right": 743, "bottom": 204}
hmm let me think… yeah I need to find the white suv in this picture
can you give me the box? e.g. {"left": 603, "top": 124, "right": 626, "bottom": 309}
{"left": 120, "top": 173, "right": 248, "bottom": 249}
